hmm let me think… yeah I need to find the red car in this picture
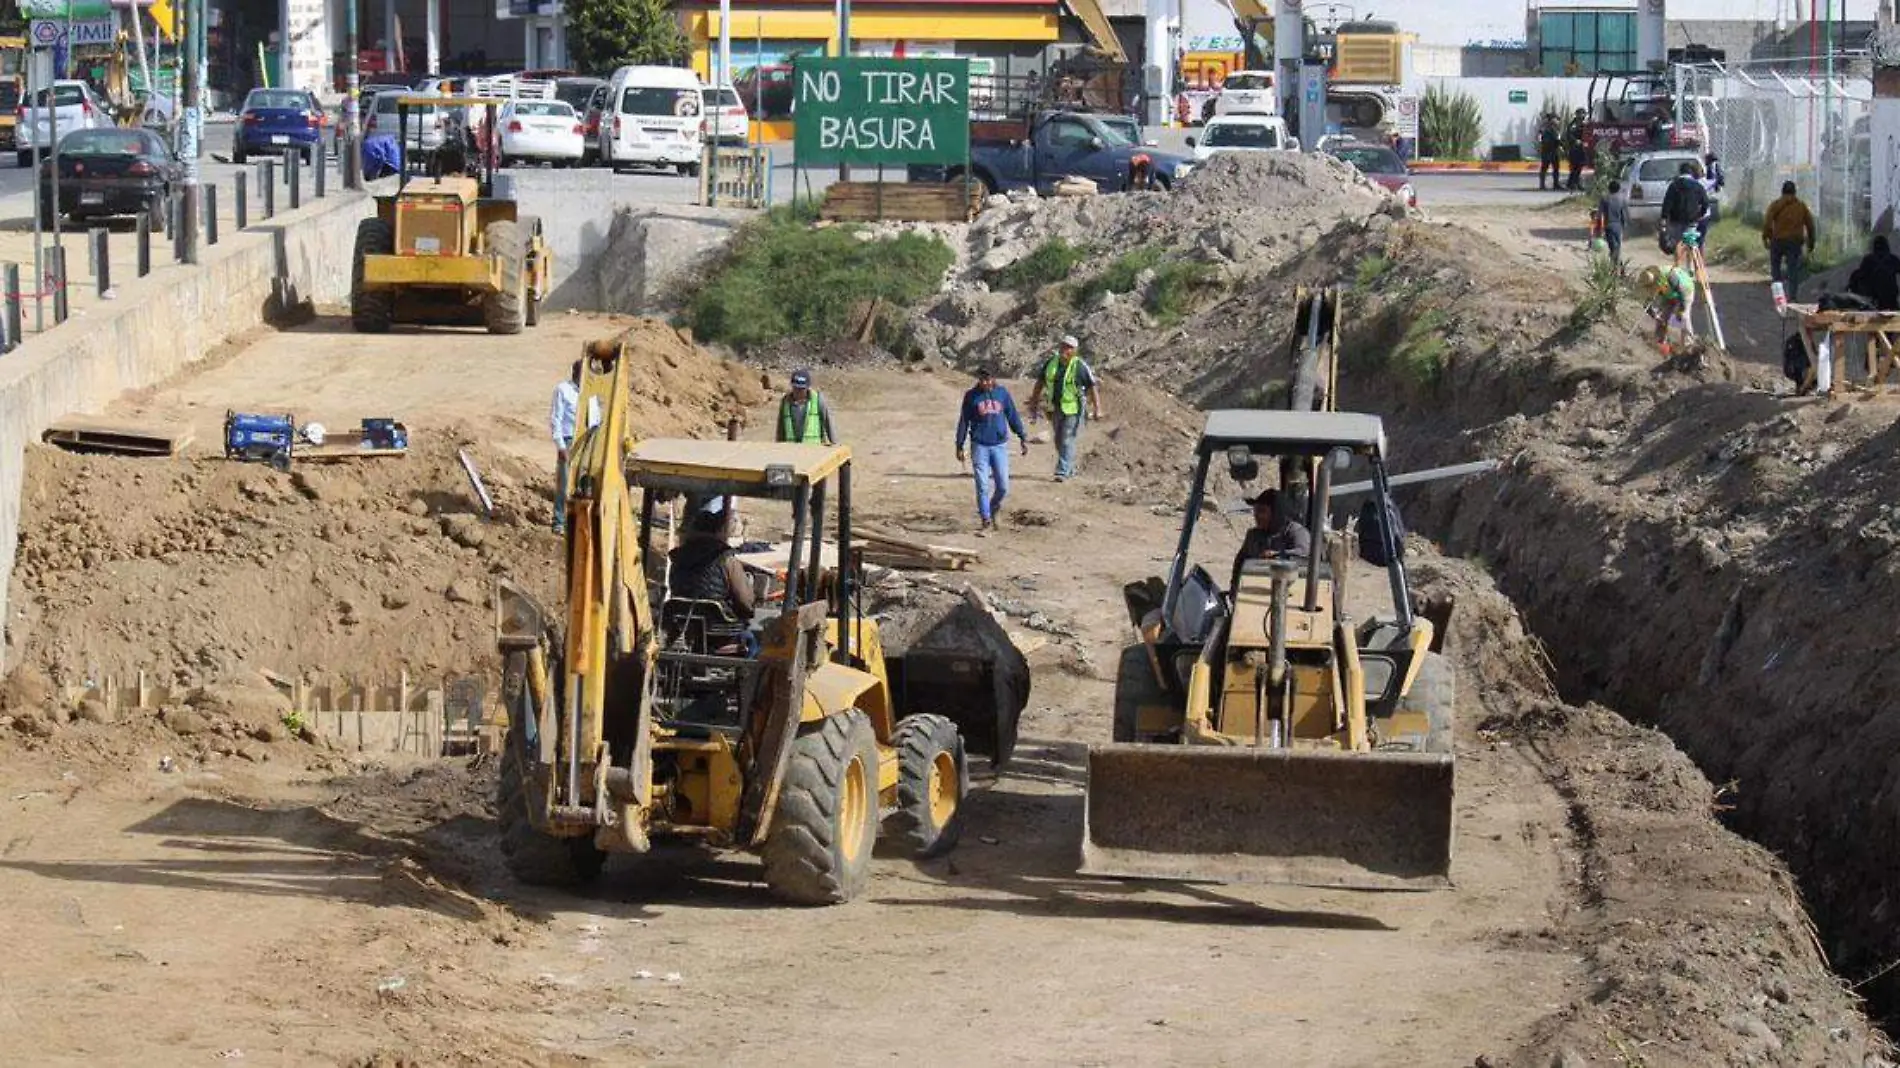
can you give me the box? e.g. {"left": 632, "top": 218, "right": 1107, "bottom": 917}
{"left": 1326, "top": 140, "right": 1417, "bottom": 208}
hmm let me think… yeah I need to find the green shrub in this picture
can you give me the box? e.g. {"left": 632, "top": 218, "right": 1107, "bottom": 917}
{"left": 690, "top": 214, "right": 955, "bottom": 348}
{"left": 993, "top": 238, "right": 1089, "bottom": 292}
{"left": 1146, "top": 260, "right": 1220, "bottom": 324}
{"left": 1420, "top": 84, "right": 1483, "bottom": 160}
{"left": 1353, "top": 253, "right": 1393, "bottom": 292}
{"left": 1077, "top": 245, "right": 1164, "bottom": 306}
{"left": 1567, "top": 253, "right": 1625, "bottom": 330}
{"left": 1394, "top": 308, "right": 1450, "bottom": 386}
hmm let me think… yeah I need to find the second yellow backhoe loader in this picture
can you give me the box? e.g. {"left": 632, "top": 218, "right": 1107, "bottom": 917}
{"left": 494, "top": 336, "right": 1026, "bottom": 903}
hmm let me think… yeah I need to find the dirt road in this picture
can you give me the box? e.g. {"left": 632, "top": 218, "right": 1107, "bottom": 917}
{"left": 0, "top": 307, "right": 1879, "bottom": 1066}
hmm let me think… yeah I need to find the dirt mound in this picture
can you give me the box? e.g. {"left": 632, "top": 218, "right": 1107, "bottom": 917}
{"left": 5, "top": 321, "right": 765, "bottom": 702}
{"left": 1412, "top": 556, "right": 1884, "bottom": 1066}
{"left": 902, "top": 151, "right": 1398, "bottom": 377}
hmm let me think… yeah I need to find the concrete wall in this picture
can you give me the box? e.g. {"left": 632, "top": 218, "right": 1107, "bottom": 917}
{"left": 1419, "top": 76, "right": 1599, "bottom": 158}
{"left": 0, "top": 191, "right": 371, "bottom": 659}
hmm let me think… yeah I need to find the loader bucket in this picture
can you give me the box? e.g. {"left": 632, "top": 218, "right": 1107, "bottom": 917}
{"left": 883, "top": 592, "right": 1028, "bottom": 768}
{"left": 1080, "top": 744, "right": 1454, "bottom": 890}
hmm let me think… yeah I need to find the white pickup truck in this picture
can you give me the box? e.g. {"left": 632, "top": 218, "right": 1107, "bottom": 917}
{"left": 16, "top": 80, "right": 110, "bottom": 167}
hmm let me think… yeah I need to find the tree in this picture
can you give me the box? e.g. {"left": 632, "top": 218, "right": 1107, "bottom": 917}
{"left": 566, "top": 0, "right": 689, "bottom": 73}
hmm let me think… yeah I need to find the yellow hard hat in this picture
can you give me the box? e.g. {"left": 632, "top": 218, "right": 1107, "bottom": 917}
{"left": 1636, "top": 265, "right": 1663, "bottom": 292}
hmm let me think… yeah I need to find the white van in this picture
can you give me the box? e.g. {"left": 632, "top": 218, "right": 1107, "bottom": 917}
{"left": 600, "top": 65, "right": 705, "bottom": 175}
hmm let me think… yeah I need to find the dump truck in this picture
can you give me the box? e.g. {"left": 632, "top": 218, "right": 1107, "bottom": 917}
{"left": 350, "top": 96, "right": 551, "bottom": 335}
{"left": 494, "top": 335, "right": 1027, "bottom": 903}
{"left": 1082, "top": 407, "right": 1456, "bottom": 890}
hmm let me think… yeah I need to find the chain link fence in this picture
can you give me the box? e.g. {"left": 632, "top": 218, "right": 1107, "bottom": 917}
{"left": 1677, "top": 56, "right": 1872, "bottom": 252}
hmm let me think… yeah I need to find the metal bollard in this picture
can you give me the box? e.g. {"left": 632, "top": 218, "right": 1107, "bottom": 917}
{"left": 136, "top": 211, "right": 151, "bottom": 277}
{"left": 289, "top": 150, "right": 302, "bottom": 211}
{"left": 91, "top": 228, "right": 108, "bottom": 297}
{"left": 50, "top": 246, "right": 67, "bottom": 324}
{"left": 261, "top": 159, "right": 276, "bottom": 218}
{"left": 172, "top": 193, "right": 186, "bottom": 262}
{"left": 315, "top": 145, "right": 327, "bottom": 198}
{"left": 234, "top": 170, "right": 248, "bottom": 230}
{"left": 3, "top": 263, "right": 20, "bottom": 351}
{"left": 206, "top": 184, "right": 219, "bottom": 246}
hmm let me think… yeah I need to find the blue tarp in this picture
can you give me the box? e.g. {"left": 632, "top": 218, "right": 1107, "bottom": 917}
{"left": 362, "top": 134, "right": 402, "bottom": 180}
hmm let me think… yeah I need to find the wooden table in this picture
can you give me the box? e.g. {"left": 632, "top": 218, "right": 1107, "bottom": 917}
{"left": 1783, "top": 304, "right": 1900, "bottom": 396}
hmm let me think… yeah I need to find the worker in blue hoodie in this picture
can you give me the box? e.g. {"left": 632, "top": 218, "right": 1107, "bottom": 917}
{"left": 954, "top": 366, "right": 1030, "bottom": 536}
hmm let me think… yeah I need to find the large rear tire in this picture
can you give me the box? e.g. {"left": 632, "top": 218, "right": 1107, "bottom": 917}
{"left": 1112, "top": 644, "right": 1167, "bottom": 743}
{"left": 350, "top": 217, "right": 395, "bottom": 333}
{"left": 885, "top": 714, "right": 966, "bottom": 858}
{"left": 497, "top": 651, "right": 606, "bottom": 886}
{"left": 482, "top": 219, "right": 526, "bottom": 335}
{"left": 761, "top": 710, "right": 878, "bottom": 905}
{"left": 1398, "top": 652, "right": 1456, "bottom": 754}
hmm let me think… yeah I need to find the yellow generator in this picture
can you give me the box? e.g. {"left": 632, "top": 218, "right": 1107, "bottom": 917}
{"left": 351, "top": 97, "right": 551, "bottom": 335}
{"left": 1083, "top": 409, "right": 1456, "bottom": 890}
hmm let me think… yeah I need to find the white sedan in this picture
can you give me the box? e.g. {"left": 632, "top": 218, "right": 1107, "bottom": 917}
{"left": 498, "top": 100, "right": 586, "bottom": 167}
{"left": 1190, "top": 115, "right": 1295, "bottom": 160}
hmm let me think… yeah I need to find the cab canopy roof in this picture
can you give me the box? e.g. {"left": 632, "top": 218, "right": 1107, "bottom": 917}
{"left": 627, "top": 439, "right": 852, "bottom": 498}
{"left": 1198, "top": 410, "right": 1386, "bottom": 456}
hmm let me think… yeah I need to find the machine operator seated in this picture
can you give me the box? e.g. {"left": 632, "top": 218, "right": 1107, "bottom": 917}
{"left": 1231, "top": 487, "right": 1311, "bottom": 591}
{"left": 667, "top": 501, "right": 759, "bottom": 657}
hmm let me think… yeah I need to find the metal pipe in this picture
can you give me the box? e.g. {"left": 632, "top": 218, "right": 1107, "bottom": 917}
{"left": 344, "top": 0, "right": 363, "bottom": 190}
{"left": 1305, "top": 451, "right": 1331, "bottom": 613}
{"left": 234, "top": 170, "right": 247, "bottom": 229}
{"left": 205, "top": 183, "right": 218, "bottom": 245}
{"left": 136, "top": 211, "right": 151, "bottom": 275}
{"left": 838, "top": 459, "right": 853, "bottom": 666}
{"left": 565, "top": 677, "right": 583, "bottom": 807}
{"left": 178, "top": 0, "right": 198, "bottom": 264}
{"left": 1329, "top": 459, "right": 1500, "bottom": 499}
{"left": 1371, "top": 460, "right": 1414, "bottom": 627}
{"left": 90, "top": 227, "right": 107, "bottom": 297}
{"left": 3, "top": 263, "right": 21, "bottom": 350}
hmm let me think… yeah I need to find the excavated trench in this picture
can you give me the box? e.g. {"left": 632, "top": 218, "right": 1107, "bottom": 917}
{"left": 1342, "top": 336, "right": 1900, "bottom": 1034}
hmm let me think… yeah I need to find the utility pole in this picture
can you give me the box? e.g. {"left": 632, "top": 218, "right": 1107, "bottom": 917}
{"left": 179, "top": 0, "right": 199, "bottom": 263}
{"left": 344, "top": 0, "right": 362, "bottom": 188}
{"left": 835, "top": 0, "right": 849, "bottom": 183}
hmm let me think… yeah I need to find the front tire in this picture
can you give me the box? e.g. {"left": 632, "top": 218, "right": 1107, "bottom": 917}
{"left": 350, "top": 217, "right": 395, "bottom": 333}
{"left": 482, "top": 219, "right": 526, "bottom": 335}
{"left": 1112, "top": 644, "right": 1168, "bottom": 743}
{"left": 886, "top": 714, "right": 966, "bottom": 858}
{"left": 761, "top": 710, "right": 878, "bottom": 905}
{"left": 497, "top": 651, "right": 607, "bottom": 886}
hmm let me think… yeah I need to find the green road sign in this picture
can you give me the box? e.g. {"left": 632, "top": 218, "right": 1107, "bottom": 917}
{"left": 1507, "top": 89, "right": 1529, "bottom": 104}
{"left": 793, "top": 56, "right": 970, "bottom": 167}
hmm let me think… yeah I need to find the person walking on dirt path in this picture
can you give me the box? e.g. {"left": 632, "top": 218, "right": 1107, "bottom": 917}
{"left": 1537, "top": 115, "right": 1562, "bottom": 191}
{"left": 776, "top": 369, "right": 837, "bottom": 445}
{"left": 549, "top": 360, "right": 601, "bottom": 535}
{"left": 1595, "top": 180, "right": 1628, "bottom": 267}
{"left": 1849, "top": 234, "right": 1900, "bottom": 311}
{"left": 1231, "top": 488, "right": 1312, "bottom": 590}
{"left": 954, "top": 366, "right": 1030, "bottom": 536}
{"left": 1763, "top": 181, "right": 1817, "bottom": 301}
{"left": 1027, "top": 335, "right": 1103, "bottom": 483}
{"left": 1658, "top": 161, "right": 1709, "bottom": 257}
{"left": 1564, "top": 109, "right": 1589, "bottom": 192}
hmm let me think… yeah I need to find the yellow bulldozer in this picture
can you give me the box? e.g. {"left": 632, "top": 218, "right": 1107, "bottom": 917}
{"left": 494, "top": 337, "right": 1027, "bottom": 902}
{"left": 1083, "top": 407, "right": 1456, "bottom": 890}
{"left": 350, "top": 97, "right": 551, "bottom": 335}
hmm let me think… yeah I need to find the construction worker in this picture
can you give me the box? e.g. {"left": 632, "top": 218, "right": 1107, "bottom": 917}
{"left": 1762, "top": 180, "right": 1817, "bottom": 301}
{"left": 667, "top": 500, "right": 758, "bottom": 655}
{"left": 1231, "top": 488, "right": 1312, "bottom": 590}
{"left": 549, "top": 360, "right": 601, "bottom": 534}
{"left": 1640, "top": 264, "right": 1696, "bottom": 353}
{"left": 776, "top": 369, "right": 836, "bottom": 445}
{"left": 954, "top": 366, "right": 1030, "bottom": 536}
{"left": 1027, "top": 335, "right": 1103, "bottom": 483}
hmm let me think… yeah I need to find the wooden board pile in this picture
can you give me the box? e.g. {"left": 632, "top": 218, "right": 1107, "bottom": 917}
{"left": 818, "top": 181, "right": 982, "bottom": 223}
{"left": 855, "top": 525, "right": 980, "bottom": 571}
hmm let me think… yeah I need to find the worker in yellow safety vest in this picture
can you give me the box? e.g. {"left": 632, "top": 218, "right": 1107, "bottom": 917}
{"left": 776, "top": 368, "right": 836, "bottom": 445}
{"left": 1026, "top": 335, "right": 1103, "bottom": 482}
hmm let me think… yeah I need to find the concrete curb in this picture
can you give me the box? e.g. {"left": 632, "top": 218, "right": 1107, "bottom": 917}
{"left": 1410, "top": 161, "right": 1542, "bottom": 174}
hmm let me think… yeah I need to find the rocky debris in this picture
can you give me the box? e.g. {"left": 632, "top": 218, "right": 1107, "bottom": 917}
{"left": 161, "top": 706, "right": 210, "bottom": 736}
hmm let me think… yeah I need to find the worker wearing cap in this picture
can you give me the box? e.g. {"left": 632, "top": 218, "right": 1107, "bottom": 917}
{"left": 1639, "top": 263, "right": 1696, "bottom": 353}
{"left": 777, "top": 369, "right": 837, "bottom": 445}
{"left": 1027, "top": 335, "right": 1103, "bottom": 482}
{"left": 1231, "top": 488, "right": 1311, "bottom": 591}
{"left": 955, "top": 366, "right": 1030, "bottom": 535}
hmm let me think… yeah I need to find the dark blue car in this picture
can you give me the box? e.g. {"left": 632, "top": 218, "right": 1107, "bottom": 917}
{"left": 234, "top": 88, "right": 325, "bottom": 164}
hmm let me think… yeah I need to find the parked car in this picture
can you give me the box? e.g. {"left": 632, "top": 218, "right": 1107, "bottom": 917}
{"left": 1189, "top": 114, "right": 1295, "bottom": 159}
{"left": 16, "top": 80, "right": 110, "bottom": 168}
{"left": 234, "top": 87, "right": 325, "bottom": 164}
{"left": 1212, "top": 70, "right": 1277, "bottom": 118}
{"left": 1325, "top": 139, "right": 1416, "bottom": 207}
{"left": 699, "top": 84, "right": 748, "bottom": 146}
{"left": 600, "top": 65, "right": 704, "bottom": 176}
{"left": 1620, "top": 149, "right": 1718, "bottom": 226}
{"left": 910, "top": 110, "right": 1194, "bottom": 197}
{"left": 37, "top": 126, "right": 176, "bottom": 230}
{"left": 364, "top": 89, "right": 451, "bottom": 154}
{"left": 499, "top": 99, "right": 585, "bottom": 166}
{"left": 580, "top": 83, "right": 608, "bottom": 165}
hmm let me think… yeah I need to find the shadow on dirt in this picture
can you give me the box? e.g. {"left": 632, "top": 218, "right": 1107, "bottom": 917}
{"left": 0, "top": 794, "right": 489, "bottom": 922}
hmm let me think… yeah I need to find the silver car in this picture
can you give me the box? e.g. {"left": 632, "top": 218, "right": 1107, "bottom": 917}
{"left": 364, "top": 89, "right": 451, "bottom": 153}
{"left": 1621, "top": 149, "right": 1719, "bottom": 226}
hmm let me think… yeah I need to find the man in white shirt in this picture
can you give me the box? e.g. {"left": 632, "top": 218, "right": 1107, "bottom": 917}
{"left": 549, "top": 360, "right": 601, "bottom": 534}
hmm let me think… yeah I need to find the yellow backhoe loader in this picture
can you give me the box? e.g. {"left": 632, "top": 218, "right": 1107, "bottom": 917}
{"left": 351, "top": 97, "right": 551, "bottom": 335}
{"left": 494, "top": 336, "right": 1026, "bottom": 903}
{"left": 1083, "top": 408, "right": 1456, "bottom": 890}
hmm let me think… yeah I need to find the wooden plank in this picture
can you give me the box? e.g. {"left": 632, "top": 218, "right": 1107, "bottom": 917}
{"left": 43, "top": 416, "right": 193, "bottom": 457}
